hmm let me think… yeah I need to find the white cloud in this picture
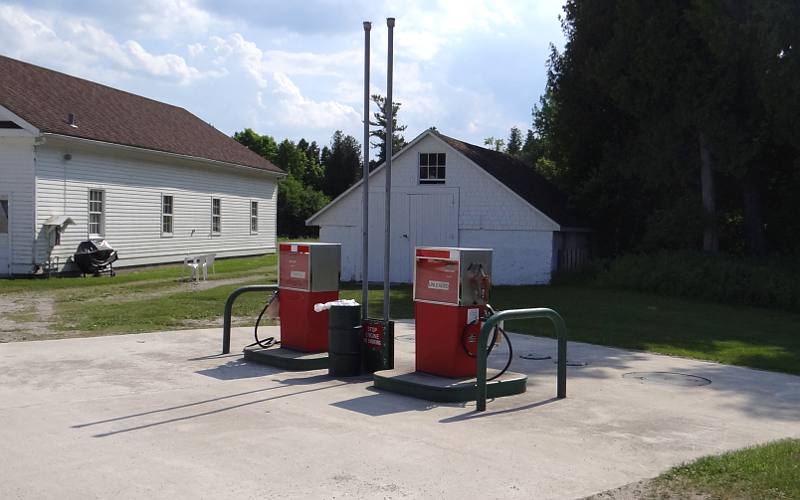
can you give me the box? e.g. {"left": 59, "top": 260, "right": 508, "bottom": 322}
{"left": 133, "top": 0, "right": 213, "bottom": 39}
{"left": 0, "top": 5, "right": 219, "bottom": 85}
{"left": 187, "top": 42, "right": 205, "bottom": 57}
{"left": 271, "top": 72, "right": 360, "bottom": 128}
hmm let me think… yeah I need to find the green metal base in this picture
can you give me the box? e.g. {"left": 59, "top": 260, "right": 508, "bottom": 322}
{"left": 373, "top": 368, "right": 527, "bottom": 403}
{"left": 243, "top": 346, "right": 328, "bottom": 371}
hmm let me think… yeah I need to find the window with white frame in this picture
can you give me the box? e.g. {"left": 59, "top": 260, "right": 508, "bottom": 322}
{"left": 88, "top": 189, "right": 104, "bottom": 236}
{"left": 250, "top": 201, "right": 258, "bottom": 234}
{"left": 211, "top": 198, "right": 221, "bottom": 234}
{"left": 161, "top": 195, "right": 174, "bottom": 236}
{"left": 419, "top": 153, "right": 446, "bottom": 184}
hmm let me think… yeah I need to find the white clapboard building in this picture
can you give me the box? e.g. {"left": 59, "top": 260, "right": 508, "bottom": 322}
{"left": 0, "top": 56, "right": 284, "bottom": 276}
{"left": 306, "top": 129, "right": 590, "bottom": 285}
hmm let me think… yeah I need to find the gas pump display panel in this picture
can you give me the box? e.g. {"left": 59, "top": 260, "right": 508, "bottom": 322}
{"left": 279, "top": 244, "right": 310, "bottom": 290}
{"left": 414, "top": 249, "right": 460, "bottom": 305}
{"left": 279, "top": 242, "right": 341, "bottom": 292}
{"left": 413, "top": 247, "right": 492, "bottom": 307}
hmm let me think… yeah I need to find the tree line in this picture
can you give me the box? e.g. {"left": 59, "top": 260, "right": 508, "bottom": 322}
{"left": 234, "top": 95, "right": 407, "bottom": 237}
{"left": 499, "top": 0, "right": 799, "bottom": 260}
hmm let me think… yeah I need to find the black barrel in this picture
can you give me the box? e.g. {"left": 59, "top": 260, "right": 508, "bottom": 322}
{"left": 328, "top": 304, "right": 362, "bottom": 377}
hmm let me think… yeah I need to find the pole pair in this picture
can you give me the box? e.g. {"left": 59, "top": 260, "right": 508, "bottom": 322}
{"left": 362, "top": 18, "right": 395, "bottom": 323}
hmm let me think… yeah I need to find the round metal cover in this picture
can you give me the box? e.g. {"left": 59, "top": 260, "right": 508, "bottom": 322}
{"left": 520, "top": 352, "right": 551, "bottom": 360}
{"left": 622, "top": 371, "right": 711, "bottom": 387}
{"left": 554, "top": 359, "right": 588, "bottom": 367}
{"left": 396, "top": 334, "right": 415, "bottom": 343}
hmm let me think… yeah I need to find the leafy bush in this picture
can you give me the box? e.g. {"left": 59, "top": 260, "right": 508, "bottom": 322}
{"left": 277, "top": 176, "right": 328, "bottom": 238}
{"left": 593, "top": 251, "right": 800, "bottom": 311}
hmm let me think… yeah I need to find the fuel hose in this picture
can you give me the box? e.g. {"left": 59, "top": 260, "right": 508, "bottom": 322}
{"left": 461, "top": 305, "right": 513, "bottom": 381}
{"left": 245, "top": 291, "right": 279, "bottom": 349}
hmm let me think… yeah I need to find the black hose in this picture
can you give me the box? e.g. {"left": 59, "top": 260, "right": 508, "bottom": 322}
{"left": 461, "top": 305, "right": 513, "bottom": 380}
{"left": 245, "top": 292, "right": 279, "bottom": 349}
{"left": 487, "top": 326, "right": 512, "bottom": 381}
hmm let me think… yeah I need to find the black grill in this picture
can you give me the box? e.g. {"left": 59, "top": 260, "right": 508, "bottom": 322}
{"left": 74, "top": 239, "right": 118, "bottom": 276}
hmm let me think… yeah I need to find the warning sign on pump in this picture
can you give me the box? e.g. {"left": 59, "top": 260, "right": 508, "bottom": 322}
{"left": 290, "top": 271, "right": 306, "bottom": 279}
{"left": 364, "top": 321, "right": 384, "bottom": 349}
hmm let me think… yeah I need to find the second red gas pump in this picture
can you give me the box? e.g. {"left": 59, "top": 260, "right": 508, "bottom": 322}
{"left": 413, "top": 246, "right": 493, "bottom": 378}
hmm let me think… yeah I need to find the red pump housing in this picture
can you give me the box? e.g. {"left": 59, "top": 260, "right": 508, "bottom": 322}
{"left": 278, "top": 242, "right": 340, "bottom": 352}
{"left": 413, "top": 247, "right": 492, "bottom": 378}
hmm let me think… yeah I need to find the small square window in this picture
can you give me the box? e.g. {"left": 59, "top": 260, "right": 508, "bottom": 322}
{"left": 419, "top": 153, "right": 446, "bottom": 184}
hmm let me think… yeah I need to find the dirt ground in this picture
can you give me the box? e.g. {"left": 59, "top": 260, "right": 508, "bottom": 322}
{"left": 0, "top": 275, "right": 260, "bottom": 342}
{"left": 584, "top": 479, "right": 710, "bottom": 500}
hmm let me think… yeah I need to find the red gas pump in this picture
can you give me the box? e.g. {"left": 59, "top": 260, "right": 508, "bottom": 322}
{"left": 278, "top": 242, "right": 340, "bottom": 352}
{"left": 414, "top": 247, "right": 493, "bottom": 378}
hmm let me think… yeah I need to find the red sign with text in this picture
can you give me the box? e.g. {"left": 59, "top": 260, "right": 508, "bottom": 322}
{"left": 414, "top": 254, "right": 460, "bottom": 305}
{"left": 279, "top": 243, "right": 310, "bottom": 290}
{"left": 363, "top": 320, "right": 384, "bottom": 350}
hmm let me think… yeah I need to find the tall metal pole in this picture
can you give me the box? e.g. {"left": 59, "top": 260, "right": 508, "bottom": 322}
{"left": 362, "top": 21, "right": 371, "bottom": 320}
{"left": 383, "top": 17, "right": 395, "bottom": 322}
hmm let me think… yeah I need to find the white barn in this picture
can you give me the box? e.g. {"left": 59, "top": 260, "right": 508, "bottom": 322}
{"left": 0, "top": 56, "right": 284, "bottom": 276}
{"left": 306, "top": 129, "right": 590, "bottom": 285}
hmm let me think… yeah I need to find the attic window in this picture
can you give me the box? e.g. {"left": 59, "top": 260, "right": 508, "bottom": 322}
{"left": 0, "top": 121, "right": 22, "bottom": 129}
{"left": 419, "top": 153, "right": 446, "bottom": 184}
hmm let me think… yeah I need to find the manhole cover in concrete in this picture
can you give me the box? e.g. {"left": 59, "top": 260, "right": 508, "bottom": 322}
{"left": 553, "top": 359, "right": 588, "bottom": 367}
{"left": 520, "top": 352, "right": 551, "bottom": 360}
{"left": 622, "top": 372, "right": 711, "bottom": 387}
{"left": 396, "top": 334, "right": 415, "bottom": 343}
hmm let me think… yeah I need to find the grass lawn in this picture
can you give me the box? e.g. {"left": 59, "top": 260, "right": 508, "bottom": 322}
{"left": 654, "top": 439, "right": 800, "bottom": 499}
{"left": 344, "top": 282, "right": 800, "bottom": 375}
{"left": 0, "top": 253, "right": 278, "bottom": 295}
{"left": 2, "top": 257, "right": 799, "bottom": 376}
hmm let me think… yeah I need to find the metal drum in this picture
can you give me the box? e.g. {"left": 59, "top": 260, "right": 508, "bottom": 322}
{"left": 328, "top": 304, "right": 362, "bottom": 377}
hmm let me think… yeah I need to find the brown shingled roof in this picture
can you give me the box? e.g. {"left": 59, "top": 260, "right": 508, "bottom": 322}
{"left": 435, "top": 132, "right": 585, "bottom": 227}
{"left": 0, "top": 55, "right": 283, "bottom": 174}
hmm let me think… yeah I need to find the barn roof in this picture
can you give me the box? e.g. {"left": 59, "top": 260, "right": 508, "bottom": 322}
{"left": 307, "top": 129, "right": 585, "bottom": 229}
{"left": 433, "top": 132, "right": 584, "bottom": 227}
{"left": 0, "top": 55, "right": 283, "bottom": 174}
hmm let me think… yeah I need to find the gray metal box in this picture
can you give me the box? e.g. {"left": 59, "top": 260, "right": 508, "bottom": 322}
{"left": 279, "top": 242, "right": 341, "bottom": 292}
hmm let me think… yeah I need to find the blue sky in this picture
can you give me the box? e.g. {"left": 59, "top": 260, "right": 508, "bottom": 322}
{"left": 0, "top": 0, "right": 565, "bottom": 159}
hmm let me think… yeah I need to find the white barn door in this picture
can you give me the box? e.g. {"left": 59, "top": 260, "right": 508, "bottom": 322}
{"left": 408, "top": 192, "right": 458, "bottom": 264}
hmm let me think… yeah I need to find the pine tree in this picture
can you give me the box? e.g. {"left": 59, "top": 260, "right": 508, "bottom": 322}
{"left": 506, "top": 126, "right": 523, "bottom": 156}
{"left": 369, "top": 94, "right": 407, "bottom": 167}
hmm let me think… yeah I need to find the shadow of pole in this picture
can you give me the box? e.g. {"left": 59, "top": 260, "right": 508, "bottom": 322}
{"left": 90, "top": 382, "right": 349, "bottom": 438}
{"left": 439, "top": 397, "right": 561, "bottom": 424}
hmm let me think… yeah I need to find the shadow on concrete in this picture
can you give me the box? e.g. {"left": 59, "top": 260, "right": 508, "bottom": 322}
{"left": 509, "top": 333, "right": 800, "bottom": 422}
{"left": 439, "top": 397, "right": 561, "bottom": 423}
{"left": 71, "top": 385, "right": 288, "bottom": 429}
{"left": 195, "top": 357, "right": 282, "bottom": 380}
{"left": 85, "top": 382, "right": 349, "bottom": 438}
{"left": 330, "top": 387, "right": 464, "bottom": 417}
{"left": 186, "top": 353, "right": 243, "bottom": 361}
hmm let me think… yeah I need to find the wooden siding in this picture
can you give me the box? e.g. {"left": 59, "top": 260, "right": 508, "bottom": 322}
{"left": 0, "top": 136, "right": 36, "bottom": 274}
{"left": 34, "top": 141, "right": 278, "bottom": 270}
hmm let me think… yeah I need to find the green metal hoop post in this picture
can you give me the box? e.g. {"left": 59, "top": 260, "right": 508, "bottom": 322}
{"left": 222, "top": 284, "right": 278, "bottom": 354}
{"left": 476, "top": 308, "right": 567, "bottom": 411}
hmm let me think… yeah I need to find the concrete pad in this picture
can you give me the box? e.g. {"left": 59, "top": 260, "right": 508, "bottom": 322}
{"left": 0, "top": 322, "right": 798, "bottom": 499}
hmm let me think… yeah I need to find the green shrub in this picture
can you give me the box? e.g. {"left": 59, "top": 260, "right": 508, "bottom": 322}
{"left": 595, "top": 251, "right": 800, "bottom": 311}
